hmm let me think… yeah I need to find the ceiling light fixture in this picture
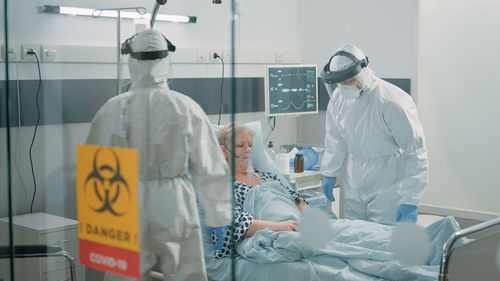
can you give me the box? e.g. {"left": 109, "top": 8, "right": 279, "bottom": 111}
{"left": 40, "top": 5, "right": 197, "bottom": 23}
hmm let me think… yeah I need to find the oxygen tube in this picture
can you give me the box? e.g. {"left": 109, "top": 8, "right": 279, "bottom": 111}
{"left": 225, "top": 145, "right": 254, "bottom": 182}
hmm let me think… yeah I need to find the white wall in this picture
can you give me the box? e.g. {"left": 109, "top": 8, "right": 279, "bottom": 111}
{"left": 297, "top": 0, "right": 417, "bottom": 145}
{"left": 297, "top": 0, "right": 500, "bottom": 219}
{"left": 2, "top": 0, "right": 300, "bottom": 79}
{"left": 0, "top": 0, "right": 300, "bottom": 217}
{"left": 0, "top": 124, "right": 88, "bottom": 218}
{"left": 417, "top": 0, "right": 500, "bottom": 218}
{"left": 298, "top": 0, "right": 416, "bottom": 79}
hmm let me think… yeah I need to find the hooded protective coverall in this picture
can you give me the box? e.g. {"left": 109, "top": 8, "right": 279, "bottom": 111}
{"left": 86, "top": 29, "right": 232, "bottom": 281}
{"left": 321, "top": 44, "right": 428, "bottom": 225}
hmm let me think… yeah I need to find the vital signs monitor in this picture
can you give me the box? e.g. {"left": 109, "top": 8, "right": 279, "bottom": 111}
{"left": 265, "top": 65, "right": 318, "bottom": 117}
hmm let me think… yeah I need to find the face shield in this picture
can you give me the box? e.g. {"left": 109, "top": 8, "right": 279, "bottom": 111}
{"left": 320, "top": 50, "right": 369, "bottom": 97}
{"left": 322, "top": 82, "right": 337, "bottom": 98}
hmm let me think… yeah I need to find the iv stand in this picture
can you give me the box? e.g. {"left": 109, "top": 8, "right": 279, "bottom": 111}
{"left": 92, "top": 7, "right": 146, "bottom": 95}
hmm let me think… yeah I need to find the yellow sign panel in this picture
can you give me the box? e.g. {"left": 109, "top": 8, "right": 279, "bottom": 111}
{"left": 76, "top": 145, "right": 139, "bottom": 252}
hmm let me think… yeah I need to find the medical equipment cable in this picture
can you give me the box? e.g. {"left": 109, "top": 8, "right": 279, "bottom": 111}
{"left": 14, "top": 52, "right": 28, "bottom": 215}
{"left": 214, "top": 52, "right": 224, "bottom": 125}
{"left": 28, "top": 50, "right": 42, "bottom": 214}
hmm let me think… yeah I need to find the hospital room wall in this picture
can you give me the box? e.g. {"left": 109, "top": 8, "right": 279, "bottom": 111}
{"left": 0, "top": 0, "right": 299, "bottom": 218}
{"left": 297, "top": 0, "right": 500, "bottom": 220}
{"left": 295, "top": 1, "right": 416, "bottom": 147}
{"left": 416, "top": 0, "right": 500, "bottom": 219}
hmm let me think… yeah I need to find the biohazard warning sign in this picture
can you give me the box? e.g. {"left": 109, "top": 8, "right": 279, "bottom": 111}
{"left": 76, "top": 145, "right": 140, "bottom": 279}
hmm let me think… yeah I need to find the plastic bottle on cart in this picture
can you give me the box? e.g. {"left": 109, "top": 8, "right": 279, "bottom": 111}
{"left": 294, "top": 153, "right": 304, "bottom": 173}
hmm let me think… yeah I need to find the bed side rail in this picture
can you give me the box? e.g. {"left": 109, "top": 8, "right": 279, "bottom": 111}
{"left": 439, "top": 217, "right": 500, "bottom": 281}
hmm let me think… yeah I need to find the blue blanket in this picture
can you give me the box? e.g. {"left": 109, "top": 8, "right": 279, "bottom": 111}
{"left": 231, "top": 180, "right": 461, "bottom": 281}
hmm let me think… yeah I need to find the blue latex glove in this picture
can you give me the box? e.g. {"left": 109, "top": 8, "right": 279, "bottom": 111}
{"left": 396, "top": 204, "right": 418, "bottom": 222}
{"left": 322, "top": 176, "right": 337, "bottom": 202}
{"left": 207, "top": 226, "right": 227, "bottom": 251}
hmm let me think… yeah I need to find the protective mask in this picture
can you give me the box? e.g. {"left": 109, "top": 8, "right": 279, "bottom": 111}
{"left": 338, "top": 84, "right": 361, "bottom": 99}
{"left": 225, "top": 145, "right": 253, "bottom": 170}
{"left": 238, "top": 148, "right": 253, "bottom": 171}
{"left": 229, "top": 147, "right": 252, "bottom": 181}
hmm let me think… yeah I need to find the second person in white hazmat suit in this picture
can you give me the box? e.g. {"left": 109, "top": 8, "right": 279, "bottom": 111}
{"left": 86, "top": 29, "right": 232, "bottom": 281}
{"left": 320, "top": 43, "right": 428, "bottom": 225}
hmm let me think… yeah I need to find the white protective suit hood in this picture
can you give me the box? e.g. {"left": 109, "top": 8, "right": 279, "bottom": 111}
{"left": 329, "top": 43, "right": 376, "bottom": 97}
{"left": 128, "top": 29, "right": 171, "bottom": 88}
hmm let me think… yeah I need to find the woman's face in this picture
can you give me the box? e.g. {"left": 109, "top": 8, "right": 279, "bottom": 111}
{"left": 223, "top": 132, "right": 254, "bottom": 172}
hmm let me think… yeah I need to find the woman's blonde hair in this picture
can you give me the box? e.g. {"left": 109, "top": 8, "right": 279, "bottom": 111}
{"left": 218, "top": 123, "right": 255, "bottom": 146}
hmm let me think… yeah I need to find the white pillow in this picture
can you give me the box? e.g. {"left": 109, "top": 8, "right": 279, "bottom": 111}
{"left": 211, "top": 121, "right": 280, "bottom": 175}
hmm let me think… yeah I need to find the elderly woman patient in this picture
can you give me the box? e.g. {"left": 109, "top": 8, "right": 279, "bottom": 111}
{"left": 211, "top": 123, "right": 310, "bottom": 258}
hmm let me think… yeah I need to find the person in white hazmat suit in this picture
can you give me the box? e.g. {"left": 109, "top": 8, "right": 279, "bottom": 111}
{"left": 86, "top": 29, "right": 232, "bottom": 281}
{"left": 320, "top": 43, "right": 428, "bottom": 225}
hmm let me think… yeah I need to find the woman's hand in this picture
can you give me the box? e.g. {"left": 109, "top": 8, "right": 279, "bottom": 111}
{"left": 296, "top": 201, "right": 310, "bottom": 212}
{"left": 244, "top": 219, "right": 298, "bottom": 237}
{"left": 271, "top": 220, "right": 298, "bottom": 232}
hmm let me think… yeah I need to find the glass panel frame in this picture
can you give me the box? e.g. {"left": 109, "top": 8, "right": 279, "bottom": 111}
{"left": 1, "top": 0, "right": 240, "bottom": 280}
{"left": 1, "top": 0, "right": 16, "bottom": 279}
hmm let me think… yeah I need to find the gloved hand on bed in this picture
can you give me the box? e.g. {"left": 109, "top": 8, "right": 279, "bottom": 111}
{"left": 322, "top": 176, "right": 337, "bottom": 202}
{"left": 207, "top": 226, "right": 228, "bottom": 251}
{"left": 396, "top": 204, "right": 418, "bottom": 222}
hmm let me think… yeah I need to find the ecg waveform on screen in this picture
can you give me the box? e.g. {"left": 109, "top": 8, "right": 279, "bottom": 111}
{"left": 283, "top": 100, "right": 307, "bottom": 111}
{"left": 268, "top": 66, "right": 317, "bottom": 115}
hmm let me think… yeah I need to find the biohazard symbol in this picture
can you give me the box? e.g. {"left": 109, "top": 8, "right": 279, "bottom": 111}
{"left": 84, "top": 148, "right": 131, "bottom": 216}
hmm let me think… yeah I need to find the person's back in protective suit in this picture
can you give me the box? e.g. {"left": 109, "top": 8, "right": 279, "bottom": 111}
{"left": 320, "top": 43, "right": 428, "bottom": 225}
{"left": 86, "top": 29, "right": 232, "bottom": 281}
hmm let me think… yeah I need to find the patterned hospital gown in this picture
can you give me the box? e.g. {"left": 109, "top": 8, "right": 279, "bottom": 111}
{"left": 211, "top": 170, "right": 307, "bottom": 258}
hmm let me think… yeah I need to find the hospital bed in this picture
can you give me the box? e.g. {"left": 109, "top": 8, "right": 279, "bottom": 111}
{"left": 149, "top": 121, "right": 500, "bottom": 281}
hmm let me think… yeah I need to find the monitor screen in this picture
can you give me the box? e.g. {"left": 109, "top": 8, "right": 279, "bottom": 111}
{"left": 265, "top": 65, "right": 318, "bottom": 117}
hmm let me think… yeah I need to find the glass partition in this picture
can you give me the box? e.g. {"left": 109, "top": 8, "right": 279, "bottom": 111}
{"left": 4, "top": 0, "right": 500, "bottom": 281}
{"left": 230, "top": 0, "right": 499, "bottom": 281}
{"left": 1, "top": 0, "right": 15, "bottom": 279}
{"left": 2, "top": 0, "right": 239, "bottom": 280}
